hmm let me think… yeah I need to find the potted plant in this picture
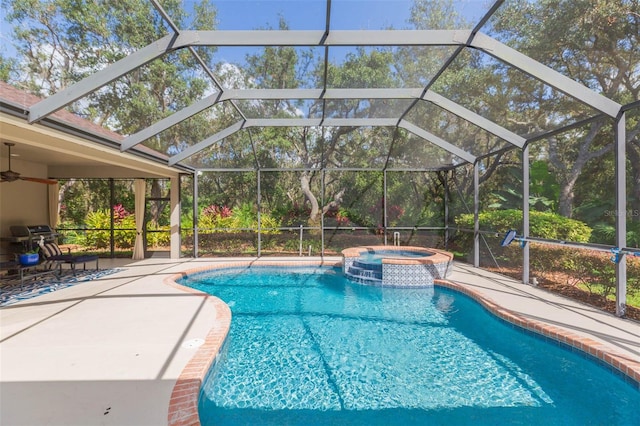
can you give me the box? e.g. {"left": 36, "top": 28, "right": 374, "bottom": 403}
{"left": 18, "top": 249, "right": 40, "bottom": 266}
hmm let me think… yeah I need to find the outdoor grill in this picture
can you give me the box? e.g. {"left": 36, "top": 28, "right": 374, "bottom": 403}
{"left": 8, "top": 225, "right": 58, "bottom": 251}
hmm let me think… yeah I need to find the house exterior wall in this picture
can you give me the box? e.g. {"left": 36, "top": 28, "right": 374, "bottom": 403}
{"left": 0, "top": 158, "right": 50, "bottom": 261}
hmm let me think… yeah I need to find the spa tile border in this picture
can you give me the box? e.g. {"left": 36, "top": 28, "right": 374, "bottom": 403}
{"left": 435, "top": 279, "right": 640, "bottom": 390}
{"left": 165, "top": 260, "right": 340, "bottom": 426}
{"left": 165, "top": 261, "right": 639, "bottom": 426}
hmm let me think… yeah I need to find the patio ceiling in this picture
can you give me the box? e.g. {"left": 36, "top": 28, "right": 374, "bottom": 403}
{"left": 22, "top": 0, "right": 627, "bottom": 172}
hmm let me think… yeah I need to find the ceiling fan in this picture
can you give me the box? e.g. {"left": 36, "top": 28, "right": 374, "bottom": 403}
{"left": 1, "top": 142, "right": 57, "bottom": 185}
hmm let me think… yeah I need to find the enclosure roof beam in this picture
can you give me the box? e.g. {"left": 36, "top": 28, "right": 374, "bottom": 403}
{"left": 422, "top": 91, "right": 526, "bottom": 148}
{"left": 123, "top": 87, "right": 519, "bottom": 152}
{"left": 181, "top": 29, "right": 470, "bottom": 47}
{"left": 168, "top": 120, "right": 245, "bottom": 166}
{"left": 121, "top": 92, "right": 222, "bottom": 151}
{"left": 245, "top": 118, "right": 323, "bottom": 127}
{"left": 29, "top": 33, "right": 180, "bottom": 123}
{"left": 222, "top": 88, "right": 424, "bottom": 99}
{"left": 30, "top": 28, "right": 621, "bottom": 126}
{"left": 468, "top": 32, "right": 621, "bottom": 118}
{"left": 167, "top": 117, "right": 434, "bottom": 166}
{"left": 29, "top": 29, "right": 469, "bottom": 122}
{"left": 244, "top": 118, "right": 398, "bottom": 128}
{"left": 320, "top": 118, "right": 398, "bottom": 127}
{"left": 399, "top": 120, "right": 476, "bottom": 164}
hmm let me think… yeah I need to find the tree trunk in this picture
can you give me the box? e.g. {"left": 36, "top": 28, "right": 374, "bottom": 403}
{"left": 149, "top": 180, "right": 167, "bottom": 228}
{"left": 322, "top": 189, "right": 345, "bottom": 216}
{"left": 549, "top": 120, "right": 609, "bottom": 218}
{"left": 558, "top": 178, "right": 577, "bottom": 218}
{"left": 57, "top": 179, "right": 75, "bottom": 223}
{"left": 300, "top": 171, "right": 320, "bottom": 223}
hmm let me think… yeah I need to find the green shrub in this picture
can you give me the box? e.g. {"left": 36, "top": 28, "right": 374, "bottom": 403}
{"left": 197, "top": 203, "right": 281, "bottom": 236}
{"left": 198, "top": 204, "right": 233, "bottom": 231}
{"left": 57, "top": 227, "right": 86, "bottom": 245}
{"left": 146, "top": 225, "right": 170, "bottom": 247}
{"left": 529, "top": 245, "right": 640, "bottom": 303}
{"left": 258, "top": 214, "right": 281, "bottom": 235}
{"left": 198, "top": 213, "right": 234, "bottom": 231}
{"left": 84, "top": 207, "right": 136, "bottom": 249}
{"left": 229, "top": 203, "right": 257, "bottom": 230}
{"left": 113, "top": 216, "right": 136, "bottom": 248}
{"left": 84, "top": 210, "right": 110, "bottom": 248}
{"left": 455, "top": 209, "right": 592, "bottom": 243}
{"left": 341, "top": 207, "right": 375, "bottom": 228}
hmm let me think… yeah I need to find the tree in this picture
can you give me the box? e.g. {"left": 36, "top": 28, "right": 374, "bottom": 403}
{"left": 491, "top": 0, "right": 640, "bottom": 217}
{"left": 0, "top": 54, "right": 16, "bottom": 82}
{"left": 238, "top": 23, "right": 401, "bottom": 224}
{"left": 3, "top": 0, "right": 218, "bottom": 150}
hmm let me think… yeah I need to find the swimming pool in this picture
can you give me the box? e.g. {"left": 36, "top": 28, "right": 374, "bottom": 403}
{"left": 178, "top": 265, "right": 639, "bottom": 426}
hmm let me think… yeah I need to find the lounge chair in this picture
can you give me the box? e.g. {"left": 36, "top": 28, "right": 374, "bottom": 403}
{"left": 38, "top": 241, "right": 99, "bottom": 275}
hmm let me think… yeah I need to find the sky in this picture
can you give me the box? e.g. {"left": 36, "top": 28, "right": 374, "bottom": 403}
{"left": 206, "top": 0, "right": 493, "bottom": 30}
{"left": 1, "top": 0, "right": 494, "bottom": 56}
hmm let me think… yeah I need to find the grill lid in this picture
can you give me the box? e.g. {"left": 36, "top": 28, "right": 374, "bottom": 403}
{"left": 10, "top": 225, "right": 54, "bottom": 237}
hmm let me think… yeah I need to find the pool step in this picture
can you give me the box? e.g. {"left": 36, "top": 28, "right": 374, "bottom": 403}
{"left": 347, "top": 265, "right": 383, "bottom": 280}
{"left": 346, "top": 264, "right": 383, "bottom": 285}
{"left": 346, "top": 275, "right": 383, "bottom": 285}
{"left": 352, "top": 260, "right": 383, "bottom": 273}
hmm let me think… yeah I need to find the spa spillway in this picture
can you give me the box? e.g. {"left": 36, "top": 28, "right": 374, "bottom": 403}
{"left": 342, "top": 246, "right": 453, "bottom": 287}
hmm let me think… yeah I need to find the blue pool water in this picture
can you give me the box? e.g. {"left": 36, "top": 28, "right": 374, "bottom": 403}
{"left": 358, "top": 249, "right": 431, "bottom": 264}
{"left": 179, "top": 266, "right": 640, "bottom": 426}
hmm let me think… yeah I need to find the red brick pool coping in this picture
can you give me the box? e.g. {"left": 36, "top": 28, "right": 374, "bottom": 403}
{"left": 165, "top": 260, "right": 640, "bottom": 426}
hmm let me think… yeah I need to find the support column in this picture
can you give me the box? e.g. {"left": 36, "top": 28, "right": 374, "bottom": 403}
{"left": 615, "top": 112, "right": 627, "bottom": 317}
{"left": 473, "top": 161, "right": 480, "bottom": 268}
{"left": 522, "top": 145, "right": 530, "bottom": 284}
{"left": 193, "top": 173, "right": 199, "bottom": 258}
{"left": 321, "top": 169, "right": 325, "bottom": 257}
{"left": 257, "top": 170, "right": 261, "bottom": 257}
{"left": 109, "top": 179, "right": 115, "bottom": 257}
{"left": 170, "top": 176, "right": 181, "bottom": 259}
{"left": 383, "top": 170, "right": 388, "bottom": 245}
{"left": 444, "top": 171, "right": 449, "bottom": 250}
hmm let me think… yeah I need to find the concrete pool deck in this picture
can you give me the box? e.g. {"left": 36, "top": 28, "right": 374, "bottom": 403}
{"left": 1, "top": 257, "right": 639, "bottom": 425}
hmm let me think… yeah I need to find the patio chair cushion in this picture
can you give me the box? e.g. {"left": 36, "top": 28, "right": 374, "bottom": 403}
{"left": 40, "top": 242, "right": 64, "bottom": 258}
{"left": 38, "top": 242, "right": 99, "bottom": 275}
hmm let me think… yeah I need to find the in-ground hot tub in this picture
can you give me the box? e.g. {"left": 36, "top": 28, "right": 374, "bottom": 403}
{"left": 342, "top": 245, "right": 453, "bottom": 287}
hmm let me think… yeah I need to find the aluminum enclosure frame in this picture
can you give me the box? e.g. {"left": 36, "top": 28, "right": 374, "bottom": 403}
{"left": 20, "top": 0, "right": 635, "bottom": 317}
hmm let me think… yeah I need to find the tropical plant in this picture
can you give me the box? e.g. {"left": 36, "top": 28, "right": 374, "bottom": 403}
{"left": 84, "top": 205, "right": 136, "bottom": 249}
{"left": 487, "top": 163, "right": 558, "bottom": 212}
{"left": 590, "top": 221, "right": 640, "bottom": 248}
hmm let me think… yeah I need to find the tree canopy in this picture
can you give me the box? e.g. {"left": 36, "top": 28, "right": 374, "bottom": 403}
{"left": 1, "top": 0, "right": 639, "bottom": 243}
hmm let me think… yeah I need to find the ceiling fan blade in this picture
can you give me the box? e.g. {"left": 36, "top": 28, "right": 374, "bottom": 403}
{"left": 20, "top": 176, "right": 58, "bottom": 185}
{"left": 3, "top": 144, "right": 57, "bottom": 185}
